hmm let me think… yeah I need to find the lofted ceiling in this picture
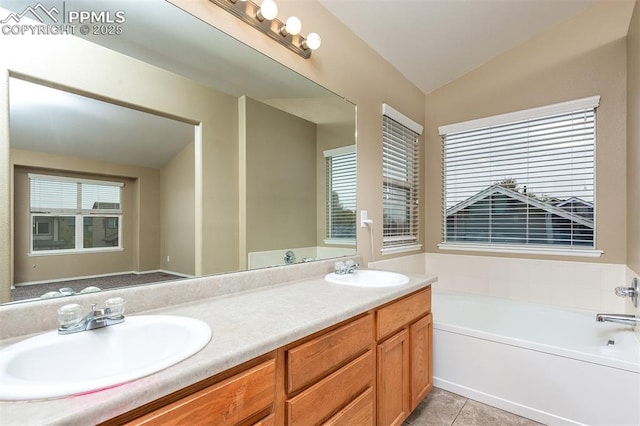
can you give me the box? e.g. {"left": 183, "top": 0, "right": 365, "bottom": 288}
{"left": 9, "top": 78, "right": 196, "bottom": 169}
{"left": 319, "top": 0, "right": 600, "bottom": 94}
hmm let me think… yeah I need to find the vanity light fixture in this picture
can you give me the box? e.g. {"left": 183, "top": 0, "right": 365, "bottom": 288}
{"left": 210, "top": 0, "right": 321, "bottom": 59}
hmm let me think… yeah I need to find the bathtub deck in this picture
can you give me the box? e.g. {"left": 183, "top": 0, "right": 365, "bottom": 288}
{"left": 405, "top": 387, "right": 544, "bottom": 426}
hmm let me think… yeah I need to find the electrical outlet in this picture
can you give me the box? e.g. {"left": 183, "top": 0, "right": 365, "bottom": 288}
{"left": 360, "top": 210, "right": 373, "bottom": 227}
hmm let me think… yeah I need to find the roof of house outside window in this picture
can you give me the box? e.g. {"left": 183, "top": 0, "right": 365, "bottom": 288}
{"left": 446, "top": 184, "right": 593, "bottom": 229}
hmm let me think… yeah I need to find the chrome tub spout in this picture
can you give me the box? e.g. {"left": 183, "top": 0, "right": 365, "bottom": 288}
{"left": 595, "top": 313, "right": 638, "bottom": 326}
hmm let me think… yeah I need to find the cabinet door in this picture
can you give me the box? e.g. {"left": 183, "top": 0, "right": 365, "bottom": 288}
{"left": 410, "top": 314, "right": 432, "bottom": 410}
{"left": 377, "top": 329, "right": 410, "bottom": 426}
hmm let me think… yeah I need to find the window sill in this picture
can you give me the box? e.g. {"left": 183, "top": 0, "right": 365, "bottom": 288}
{"left": 381, "top": 244, "right": 423, "bottom": 256}
{"left": 323, "top": 238, "right": 356, "bottom": 246}
{"left": 29, "top": 247, "right": 124, "bottom": 256}
{"left": 437, "top": 243, "right": 603, "bottom": 258}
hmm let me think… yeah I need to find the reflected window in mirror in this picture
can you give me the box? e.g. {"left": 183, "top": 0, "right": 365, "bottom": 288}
{"left": 29, "top": 174, "right": 123, "bottom": 254}
{"left": 324, "top": 146, "right": 356, "bottom": 245}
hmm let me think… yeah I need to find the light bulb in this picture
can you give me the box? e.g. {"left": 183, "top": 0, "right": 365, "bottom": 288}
{"left": 258, "top": 0, "right": 278, "bottom": 21}
{"left": 284, "top": 16, "right": 302, "bottom": 36}
{"left": 304, "top": 32, "right": 321, "bottom": 50}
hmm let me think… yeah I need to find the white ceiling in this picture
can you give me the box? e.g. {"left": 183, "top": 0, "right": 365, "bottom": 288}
{"left": 9, "top": 78, "right": 196, "bottom": 169}
{"left": 319, "top": 0, "right": 599, "bottom": 93}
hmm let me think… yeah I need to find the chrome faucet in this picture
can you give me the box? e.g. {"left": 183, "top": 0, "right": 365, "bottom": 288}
{"left": 57, "top": 297, "right": 126, "bottom": 335}
{"left": 335, "top": 260, "right": 359, "bottom": 275}
{"left": 595, "top": 313, "right": 638, "bottom": 326}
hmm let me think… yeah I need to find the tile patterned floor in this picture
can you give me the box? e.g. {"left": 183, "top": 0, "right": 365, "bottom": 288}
{"left": 404, "top": 388, "right": 545, "bottom": 426}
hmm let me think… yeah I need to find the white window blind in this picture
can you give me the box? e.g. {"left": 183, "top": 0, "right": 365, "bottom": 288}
{"left": 440, "top": 96, "right": 599, "bottom": 250}
{"left": 30, "top": 178, "right": 77, "bottom": 213}
{"left": 382, "top": 104, "right": 422, "bottom": 252}
{"left": 325, "top": 146, "right": 356, "bottom": 242}
{"left": 29, "top": 174, "right": 123, "bottom": 253}
{"left": 29, "top": 174, "right": 123, "bottom": 214}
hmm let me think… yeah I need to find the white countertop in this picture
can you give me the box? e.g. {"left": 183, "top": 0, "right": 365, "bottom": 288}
{"left": 0, "top": 271, "right": 435, "bottom": 426}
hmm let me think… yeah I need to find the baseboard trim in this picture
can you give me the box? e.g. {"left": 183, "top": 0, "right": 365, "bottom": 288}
{"left": 433, "top": 377, "right": 585, "bottom": 426}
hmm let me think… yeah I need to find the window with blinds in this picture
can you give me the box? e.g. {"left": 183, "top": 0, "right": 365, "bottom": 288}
{"left": 382, "top": 104, "right": 422, "bottom": 253}
{"left": 29, "top": 174, "right": 123, "bottom": 253}
{"left": 325, "top": 146, "right": 356, "bottom": 243}
{"left": 440, "top": 96, "right": 599, "bottom": 252}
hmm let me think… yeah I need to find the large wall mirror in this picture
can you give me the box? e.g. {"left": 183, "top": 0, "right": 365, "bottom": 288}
{"left": 1, "top": 0, "right": 356, "bottom": 304}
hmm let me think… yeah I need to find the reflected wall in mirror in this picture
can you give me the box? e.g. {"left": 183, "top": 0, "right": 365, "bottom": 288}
{"left": 11, "top": 78, "right": 198, "bottom": 299}
{"left": 1, "top": 0, "right": 356, "bottom": 305}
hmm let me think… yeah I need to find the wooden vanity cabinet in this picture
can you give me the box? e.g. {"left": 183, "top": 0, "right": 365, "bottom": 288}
{"left": 284, "top": 313, "right": 375, "bottom": 425}
{"left": 102, "top": 286, "right": 432, "bottom": 426}
{"left": 376, "top": 287, "right": 432, "bottom": 426}
{"left": 283, "top": 287, "right": 432, "bottom": 426}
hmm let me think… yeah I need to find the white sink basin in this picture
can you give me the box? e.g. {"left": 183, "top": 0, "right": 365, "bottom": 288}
{"left": 325, "top": 269, "right": 410, "bottom": 287}
{"left": 0, "top": 315, "right": 212, "bottom": 401}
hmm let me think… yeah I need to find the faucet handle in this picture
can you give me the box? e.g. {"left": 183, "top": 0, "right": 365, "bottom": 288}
{"left": 614, "top": 277, "right": 639, "bottom": 308}
{"left": 105, "top": 297, "right": 126, "bottom": 318}
{"left": 57, "top": 303, "right": 84, "bottom": 327}
{"left": 615, "top": 286, "right": 635, "bottom": 297}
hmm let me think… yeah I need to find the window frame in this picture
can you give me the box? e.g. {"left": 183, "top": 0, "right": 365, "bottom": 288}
{"left": 438, "top": 96, "right": 603, "bottom": 258}
{"left": 28, "top": 173, "right": 124, "bottom": 255}
{"left": 382, "top": 103, "right": 423, "bottom": 255}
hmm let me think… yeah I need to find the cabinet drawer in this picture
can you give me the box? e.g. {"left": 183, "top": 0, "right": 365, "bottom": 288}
{"left": 324, "top": 387, "right": 374, "bottom": 426}
{"left": 377, "top": 287, "right": 431, "bottom": 340}
{"left": 252, "top": 413, "right": 275, "bottom": 426}
{"left": 287, "top": 350, "right": 374, "bottom": 425}
{"left": 129, "top": 359, "right": 275, "bottom": 425}
{"left": 287, "top": 314, "right": 373, "bottom": 393}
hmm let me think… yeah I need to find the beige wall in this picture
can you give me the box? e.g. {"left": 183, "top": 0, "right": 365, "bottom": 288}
{"left": 160, "top": 141, "right": 196, "bottom": 276}
{"left": 0, "top": 24, "right": 240, "bottom": 301}
{"left": 170, "top": 0, "right": 426, "bottom": 266}
{"left": 424, "top": 1, "right": 632, "bottom": 264}
{"left": 628, "top": 1, "right": 640, "bottom": 275}
{"left": 244, "top": 98, "right": 317, "bottom": 252}
{"left": 11, "top": 150, "right": 156, "bottom": 284}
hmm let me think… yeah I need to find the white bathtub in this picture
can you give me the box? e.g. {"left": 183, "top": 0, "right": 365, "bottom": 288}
{"left": 432, "top": 291, "right": 640, "bottom": 426}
